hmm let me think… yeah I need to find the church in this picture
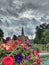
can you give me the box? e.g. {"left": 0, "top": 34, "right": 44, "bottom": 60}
{"left": 18, "top": 27, "right": 29, "bottom": 42}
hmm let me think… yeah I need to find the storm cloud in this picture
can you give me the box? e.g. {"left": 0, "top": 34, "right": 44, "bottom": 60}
{"left": 0, "top": 0, "right": 49, "bottom": 39}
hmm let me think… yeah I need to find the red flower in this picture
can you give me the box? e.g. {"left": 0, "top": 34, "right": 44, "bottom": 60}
{"left": 36, "top": 58, "right": 42, "bottom": 63}
{"left": 11, "top": 44, "right": 17, "bottom": 49}
{"left": 20, "top": 63, "right": 26, "bottom": 65}
{"left": 2, "top": 56, "right": 14, "bottom": 65}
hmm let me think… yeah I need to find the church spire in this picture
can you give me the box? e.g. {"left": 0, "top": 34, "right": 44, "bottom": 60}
{"left": 22, "top": 27, "right": 24, "bottom": 36}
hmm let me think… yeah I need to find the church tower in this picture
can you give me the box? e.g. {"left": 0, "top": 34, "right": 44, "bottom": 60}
{"left": 22, "top": 27, "right": 24, "bottom": 36}
{"left": 18, "top": 27, "right": 29, "bottom": 42}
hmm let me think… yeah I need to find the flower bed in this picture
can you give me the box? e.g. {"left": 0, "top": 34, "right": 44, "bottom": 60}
{"left": 0, "top": 39, "right": 42, "bottom": 65}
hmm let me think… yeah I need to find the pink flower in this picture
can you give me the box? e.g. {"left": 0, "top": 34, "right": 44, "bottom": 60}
{"left": 47, "top": 43, "right": 49, "bottom": 46}
{"left": 6, "top": 46, "right": 12, "bottom": 51}
{"left": 20, "top": 43, "right": 25, "bottom": 50}
{"left": 34, "top": 50, "right": 39, "bottom": 57}
{"left": 7, "top": 39, "right": 13, "bottom": 44}
{"left": 16, "top": 40, "right": 21, "bottom": 44}
{"left": 28, "top": 47, "right": 33, "bottom": 52}
{"left": 2, "top": 56, "right": 14, "bottom": 65}
{"left": 33, "top": 62, "right": 38, "bottom": 65}
{"left": 20, "top": 63, "right": 26, "bottom": 65}
{"left": 2, "top": 44, "right": 12, "bottom": 51}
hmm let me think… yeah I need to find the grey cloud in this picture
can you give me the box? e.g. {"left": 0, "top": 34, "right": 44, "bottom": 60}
{"left": 0, "top": 0, "right": 49, "bottom": 18}
{"left": 0, "top": 0, "right": 49, "bottom": 39}
{"left": 0, "top": 0, "right": 20, "bottom": 17}
{"left": 0, "top": 20, "right": 3, "bottom": 25}
{"left": 19, "top": 3, "right": 41, "bottom": 14}
{"left": 6, "top": 8, "right": 19, "bottom": 17}
{"left": 31, "top": 19, "right": 40, "bottom": 25}
{"left": 40, "top": 17, "right": 49, "bottom": 23}
{"left": 25, "top": 28, "right": 34, "bottom": 35}
{"left": 21, "top": 0, "right": 49, "bottom": 12}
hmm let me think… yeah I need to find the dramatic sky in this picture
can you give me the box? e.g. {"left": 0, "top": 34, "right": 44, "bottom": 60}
{"left": 0, "top": 0, "right": 49, "bottom": 39}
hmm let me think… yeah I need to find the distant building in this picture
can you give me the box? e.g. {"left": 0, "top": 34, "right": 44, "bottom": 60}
{"left": 18, "top": 27, "right": 29, "bottom": 42}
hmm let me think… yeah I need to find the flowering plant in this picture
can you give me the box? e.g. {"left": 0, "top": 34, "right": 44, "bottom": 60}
{"left": 0, "top": 39, "right": 42, "bottom": 65}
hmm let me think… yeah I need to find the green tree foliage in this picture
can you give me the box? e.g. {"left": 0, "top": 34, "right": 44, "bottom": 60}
{"left": 0, "top": 28, "right": 4, "bottom": 39}
{"left": 34, "top": 23, "right": 49, "bottom": 44}
{"left": 43, "top": 29, "right": 49, "bottom": 43}
{"left": 12, "top": 35, "right": 18, "bottom": 41}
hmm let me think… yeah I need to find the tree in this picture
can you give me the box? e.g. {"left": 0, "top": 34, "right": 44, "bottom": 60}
{"left": 43, "top": 29, "right": 49, "bottom": 43}
{"left": 12, "top": 35, "right": 18, "bottom": 40}
{"left": 0, "top": 28, "right": 4, "bottom": 39}
{"left": 34, "top": 23, "right": 49, "bottom": 44}
{"left": 6, "top": 37, "right": 11, "bottom": 41}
